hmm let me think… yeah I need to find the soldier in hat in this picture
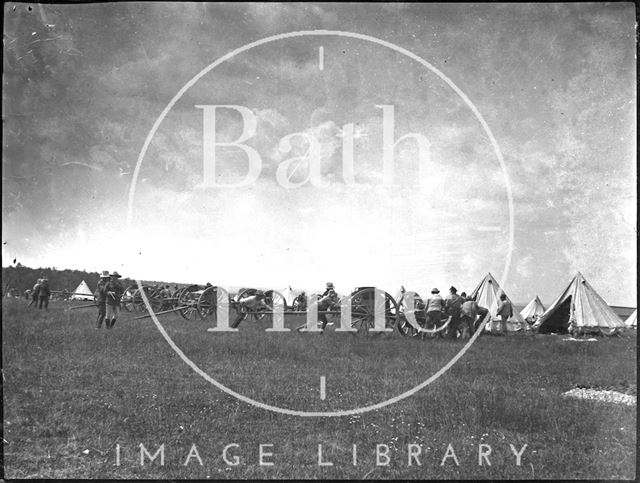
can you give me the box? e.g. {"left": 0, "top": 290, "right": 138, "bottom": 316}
{"left": 94, "top": 271, "right": 110, "bottom": 329}
{"left": 104, "top": 271, "right": 124, "bottom": 329}
{"left": 424, "top": 287, "right": 444, "bottom": 331}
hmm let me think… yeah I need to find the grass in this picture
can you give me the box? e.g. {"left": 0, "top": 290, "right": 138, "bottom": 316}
{"left": 2, "top": 298, "right": 636, "bottom": 479}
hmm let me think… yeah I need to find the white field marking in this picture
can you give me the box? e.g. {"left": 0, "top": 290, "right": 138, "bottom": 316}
{"left": 129, "top": 30, "right": 513, "bottom": 417}
{"left": 476, "top": 226, "right": 503, "bottom": 232}
{"left": 319, "top": 46, "right": 324, "bottom": 70}
{"left": 320, "top": 376, "right": 326, "bottom": 400}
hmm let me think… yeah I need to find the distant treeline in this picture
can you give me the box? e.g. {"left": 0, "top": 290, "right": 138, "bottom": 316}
{"left": 1, "top": 264, "right": 181, "bottom": 295}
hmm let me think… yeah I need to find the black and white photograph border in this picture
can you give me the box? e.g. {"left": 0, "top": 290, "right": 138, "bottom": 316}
{"left": 2, "top": 2, "right": 637, "bottom": 480}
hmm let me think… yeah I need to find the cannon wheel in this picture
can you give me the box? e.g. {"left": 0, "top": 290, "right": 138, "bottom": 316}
{"left": 263, "top": 290, "right": 286, "bottom": 325}
{"left": 348, "top": 288, "right": 399, "bottom": 336}
{"left": 132, "top": 286, "right": 163, "bottom": 313}
{"left": 177, "top": 287, "right": 201, "bottom": 320}
{"left": 397, "top": 292, "right": 426, "bottom": 337}
{"left": 121, "top": 285, "right": 136, "bottom": 312}
{"left": 197, "top": 286, "right": 231, "bottom": 322}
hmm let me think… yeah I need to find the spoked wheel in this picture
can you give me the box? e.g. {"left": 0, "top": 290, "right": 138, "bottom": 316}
{"left": 348, "top": 288, "right": 399, "bottom": 337}
{"left": 396, "top": 292, "right": 426, "bottom": 337}
{"left": 197, "top": 286, "right": 231, "bottom": 323}
{"left": 121, "top": 285, "right": 136, "bottom": 312}
{"left": 131, "top": 287, "right": 162, "bottom": 313}
{"left": 178, "top": 288, "right": 201, "bottom": 320}
{"left": 263, "top": 290, "right": 286, "bottom": 325}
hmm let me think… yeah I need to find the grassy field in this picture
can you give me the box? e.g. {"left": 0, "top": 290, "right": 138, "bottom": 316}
{"left": 2, "top": 298, "right": 636, "bottom": 479}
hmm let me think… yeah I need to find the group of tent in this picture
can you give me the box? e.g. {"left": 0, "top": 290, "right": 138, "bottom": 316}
{"left": 467, "top": 272, "right": 635, "bottom": 335}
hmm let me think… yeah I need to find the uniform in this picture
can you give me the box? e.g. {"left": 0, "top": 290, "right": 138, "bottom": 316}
{"left": 424, "top": 292, "right": 444, "bottom": 329}
{"left": 104, "top": 273, "right": 124, "bottom": 328}
{"left": 94, "top": 273, "right": 109, "bottom": 328}
{"left": 38, "top": 280, "right": 51, "bottom": 310}
{"left": 496, "top": 298, "right": 513, "bottom": 334}
{"left": 444, "top": 291, "right": 463, "bottom": 338}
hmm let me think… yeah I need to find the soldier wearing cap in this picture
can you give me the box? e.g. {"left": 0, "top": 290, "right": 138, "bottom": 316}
{"left": 104, "top": 271, "right": 124, "bottom": 329}
{"left": 94, "top": 271, "right": 110, "bottom": 329}
{"left": 38, "top": 277, "right": 51, "bottom": 310}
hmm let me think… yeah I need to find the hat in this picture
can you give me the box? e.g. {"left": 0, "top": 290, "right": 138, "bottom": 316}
{"left": 100, "top": 270, "right": 110, "bottom": 278}
{"left": 326, "top": 282, "right": 334, "bottom": 289}
{"left": 42, "top": 277, "right": 48, "bottom": 282}
{"left": 449, "top": 286, "right": 457, "bottom": 293}
{"left": 431, "top": 288, "right": 439, "bottom": 294}
{"left": 109, "top": 271, "right": 122, "bottom": 278}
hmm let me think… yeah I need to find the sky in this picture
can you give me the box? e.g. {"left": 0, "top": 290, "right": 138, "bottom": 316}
{"left": 2, "top": 3, "right": 637, "bottom": 305}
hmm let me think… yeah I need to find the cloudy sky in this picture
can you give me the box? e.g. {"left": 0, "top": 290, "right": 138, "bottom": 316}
{"left": 2, "top": 3, "right": 636, "bottom": 305}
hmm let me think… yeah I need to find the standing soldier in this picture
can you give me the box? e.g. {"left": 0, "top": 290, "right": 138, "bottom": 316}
{"left": 444, "top": 286, "right": 464, "bottom": 339}
{"left": 38, "top": 278, "right": 51, "bottom": 310}
{"left": 28, "top": 279, "right": 41, "bottom": 308}
{"left": 496, "top": 292, "right": 513, "bottom": 336}
{"left": 104, "top": 271, "right": 124, "bottom": 329}
{"left": 94, "top": 271, "right": 110, "bottom": 329}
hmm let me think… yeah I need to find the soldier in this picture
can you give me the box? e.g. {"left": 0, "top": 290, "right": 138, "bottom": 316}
{"left": 444, "top": 286, "right": 464, "bottom": 339}
{"left": 292, "top": 291, "right": 307, "bottom": 311}
{"left": 424, "top": 287, "right": 444, "bottom": 332}
{"left": 104, "top": 271, "right": 124, "bottom": 329}
{"left": 496, "top": 292, "right": 513, "bottom": 336}
{"left": 38, "top": 278, "right": 51, "bottom": 310}
{"left": 28, "top": 279, "right": 41, "bottom": 308}
{"left": 317, "top": 282, "right": 339, "bottom": 331}
{"left": 94, "top": 271, "right": 110, "bottom": 329}
{"left": 295, "top": 283, "right": 339, "bottom": 332}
